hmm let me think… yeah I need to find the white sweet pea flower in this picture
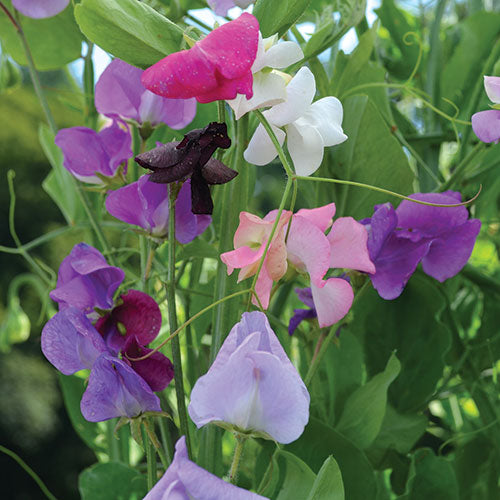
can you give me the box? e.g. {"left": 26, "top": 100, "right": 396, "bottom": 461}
{"left": 227, "top": 33, "right": 304, "bottom": 120}
{"left": 243, "top": 66, "right": 348, "bottom": 176}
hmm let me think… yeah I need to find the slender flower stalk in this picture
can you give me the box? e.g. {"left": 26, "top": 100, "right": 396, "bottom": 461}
{"left": 229, "top": 435, "right": 247, "bottom": 485}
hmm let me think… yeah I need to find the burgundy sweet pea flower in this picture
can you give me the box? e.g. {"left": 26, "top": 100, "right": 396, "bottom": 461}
{"left": 135, "top": 122, "right": 237, "bottom": 214}
{"left": 95, "top": 59, "right": 196, "bottom": 129}
{"left": 472, "top": 76, "right": 500, "bottom": 143}
{"left": 363, "top": 191, "right": 481, "bottom": 300}
{"left": 189, "top": 311, "right": 310, "bottom": 444}
{"left": 55, "top": 120, "right": 132, "bottom": 184}
{"left": 49, "top": 243, "right": 125, "bottom": 317}
{"left": 207, "top": 0, "right": 255, "bottom": 16}
{"left": 105, "top": 176, "right": 211, "bottom": 242}
{"left": 142, "top": 13, "right": 259, "bottom": 104}
{"left": 95, "top": 290, "right": 173, "bottom": 392}
{"left": 12, "top": 0, "right": 69, "bottom": 18}
{"left": 144, "top": 436, "right": 267, "bottom": 500}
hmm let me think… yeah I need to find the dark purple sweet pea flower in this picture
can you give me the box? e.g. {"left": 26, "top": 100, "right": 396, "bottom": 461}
{"left": 55, "top": 120, "right": 132, "bottom": 184}
{"left": 105, "top": 176, "right": 211, "bottom": 242}
{"left": 95, "top": 290, "right": 173, "bottom": 392}
{"left": 12, "top": 0, "right": 69, "bottom": 18}
{"left": 363, "top": 192, "right": 481, "bottom": 300}
{"left": 144, "top": 436, "right": 267, "bottom": 500}
{"left": 95, "top": 59, "right": 196, "bottom": 129}
{"left": 472, "top": 76, "right": 500, "bottom": 143}
{"left": 288, "top": 288, "right": 317, "bottom": 336}
{"left": 188, "top": 311, "right": 310, "bottom": 444}
{"left": 49, "top": 243, "right": 125, "bottom": 317}
{"left": 135, "top": 122, "right": 237, "bottom": 214}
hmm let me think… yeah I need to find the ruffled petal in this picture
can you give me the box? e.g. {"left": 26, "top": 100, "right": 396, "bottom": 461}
{"left": 244, "top": 122, "right": 285, "bottom": 165}
{"left": 304, "top": 97, "right": 348, "bottom": 146}
{"left": 471, "top": 110, "right": 500, "bottom": 143}
{"left": 295, "top": 203, "right": 336, "bottom": 233}
{"left": 261, "top": 41, "right": 304, "bottom": 70}
{"left": 286, "top": 121, "right": 325, "bottom": 176}
{"left": 484, "top": 75, "right": 500, "bottom": 104}
{"left": 220, "top": 245, "right": 264, "bottom": 276}
{"left": 310, "top": 278, "right": 354, "bottom": 328}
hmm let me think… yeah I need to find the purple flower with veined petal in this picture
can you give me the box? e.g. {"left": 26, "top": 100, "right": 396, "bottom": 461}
{"left": 49, "top": 243, "right": 125, "bottom": 317}
{"left": 189, "top": 311, "right": 309, "bottom": 444}
{"left": 12, "top": 0, "right": 69, "bottom": 18}
{"left": 472, "top": 76, "right": 500, "bottom": 143}
{"left": 207, "top": 0, "right": 255, "bottom": 16}
{"left": 55, "top": 120, "right": 132, "bottom": 184}
{"left": 105, "top": 176, "right": 211, "bottom": 242}
{"left": 95, "top": 59, "right": 196, "bottom": 129}
{"left": 144, "top": 436, "right": 267, "bottom": 500}
{"left": 362, "top": 191, "right": 481, "bottom": 300}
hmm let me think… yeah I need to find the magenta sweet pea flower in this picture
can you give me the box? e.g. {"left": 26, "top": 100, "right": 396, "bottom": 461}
{"left": 55, "top": 120, "right": 132, "bottom": 184}
{"left": 105, "top": 176, "right": 211, "bottom": 242}
{"left": 142, "top": 13, "right": 259, "bottom": 104}
{"left": 12, "top": 0, "right": 69, "bottom": 18}
{"left": 95, "top": 59, "right": 196, "bottom": 129}
{"left": 189, "top": 311, "right": 310, "bottom": 444}
{"left": 49, "top": 243, "right": 125, "bottom": 317}
{"left": 362, "top": 191, "right": 481, "bottom": 300}
{"left": 144, "top": 436, "right": 267, "bottom": 499}
{"left": 207, "top": 0, "right": 255, "bottom": 16}
{"left": 472, "top": 76, "right": 500, "bottom": 143}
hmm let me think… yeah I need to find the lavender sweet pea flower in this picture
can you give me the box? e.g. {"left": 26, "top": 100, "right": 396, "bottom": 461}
{"left": 55, "top": 120, "right": 132, "bottom": 184}
{"left": 363, "top": 192, "right": 481, "bottom": 299}
{"left": 12, "top": 0, "right": 69, "bottom": 18}
{"left": 189, "top": 311, "right": 309, "bottom": 444}
{"left": 49, "top": 243, "right": 125, "bottom": 316}
{"left": 105, "top": 176, "right": 211, "bottom": 242}
{"left": 144, "top": 436, "right": 267, "bottom": 500}
{"left": 207, "top": 0, "right": 255, "bottom": 16}
{"left": 95, "top": 59, "right": 196, "bottom": 129}
{"left": 472, "top": 76, "right": 500, "bottom": 143}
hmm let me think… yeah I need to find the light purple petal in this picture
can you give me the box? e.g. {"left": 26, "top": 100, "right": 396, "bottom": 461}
{"left": 139, "top": 92, "right": 197, "bottom": 129}
{"left": 81, "top": 354, "right": 161, "bottom": 422}
{"left": 12, "top": 0, "right": 69, "bottom": 18}
{"left": 422, "top": 219, "right": 481, "bottom": 281}
{"left": 484, "top": 76, "right": 500, "bottom": 104}
{"left": 41, "top": 307, "right": 107, "bottom": 375}
{"left": 49, "top": 243, "right": 125, "bottom": 315}
{"left": 98, "top": 120, "right": 132, "bottom": 175}
{"left": 471, "top": 110, "right": 500, "bottom": 143}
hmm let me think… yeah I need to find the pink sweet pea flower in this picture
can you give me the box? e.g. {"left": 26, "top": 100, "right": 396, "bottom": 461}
{"left": 221, "top": 204, "right": 375, "bottom": 327}
{"left": 141, "top": 13, "right": 259, "bottom": 104}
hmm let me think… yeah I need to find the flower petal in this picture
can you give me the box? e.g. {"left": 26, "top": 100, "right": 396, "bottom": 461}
{"left": 310, "top": 278, "right": 354, "bottom": 328}
{"left": 244, "top": 122, "right": 285, "bottom": 165}
{"left": 304, "top": 96, "right": 348, "bottom": 146}
{"left": 286, "top": 121, "right": 325, "bottom": 176}
{"left": 471, "top": 110, "right": 500, "bottom": 143}
{"left": 484, "top": 75, "right": 500, "bottom": 104}
{"left": 295, "top": 203, "right": 336, "bottom": 233}
{"left": 261, "top": 41, "right": 304, "bottom": 70}
{"left": 202, "top": 158, "right": 239, "bottom": 185}
{"left": 220, "top": 245, "right": 264, "bottom": 276}
{"left": 288, "top": 308, "right": 317, "bottom": 335}
{"left": 12, "top": 0, "right": 69, "bottom": 18}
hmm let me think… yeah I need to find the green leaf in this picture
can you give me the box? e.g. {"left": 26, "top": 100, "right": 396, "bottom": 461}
{"left": 79, "top": 461, "right": 148, "bottom": 500}
{"left": 253, "top": 0, "right": 312, "bottom": 38}
{"left": 0, "top": 1, "right": 82, "bottom": 70}
{"left": 0, "top": 55, "right": 21, "bottom": 94}
{"left": 39, "top": 124, "right": 85, "bottom": 225}
{"left": 274, "top": 450, "right": 317, "bottom": 500}
{"left": 336, "top": 352, "right": 401, "bottom": 449}
{"left": 177, "top": 238, "right": 219, "bottom": 261}
{"left": 74, "top": 0, "right": 184, "bottom": 68}
{"left": 306, "top": 456, "right": 344, "bottom": 500}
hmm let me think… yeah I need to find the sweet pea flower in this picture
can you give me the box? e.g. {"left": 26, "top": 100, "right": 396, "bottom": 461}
{"left": 221, "top": 204, "right": 375, "bottom": 327}
{"left": 55, "top": 120, "right": 132, "bottom": 184}
{"left": 244, "top": 66, "right": 347, "bottom": 176}
{"left": 142, "top": 13, "right": 259, "bottom": 104}
{"left": 95, "top": 59, "right": 196, "bottom": 129}
{"left": 207, "top": 0, "right": 255, "bottom": 17}
{"left": 472, "top": 76, "right": 500, "bottom": 143}
{"left": 189, "top": 312, "right": 310, "bottom": 444}
{"left": 105, "top": 176, "right": 211, "bottom": 242}
{"left": 362, "top": 192, "right": 481, "bottom": 300}
{"left": 41, "top": 307, "right": 161, "bottom": 422}
{"left": 144, "top": 436, "right": 267, "bottom": 500}
{"left": 135, "top": 123, "right": 237, "bottom": 214}
{"left": 227, "top": 33, "right": 304, "bottom": 119}
{"left": 12, "top": 0, "right": 69, "bottom": 18}
{"left": 49, "top": 243, "right": 125, "bottom": 317}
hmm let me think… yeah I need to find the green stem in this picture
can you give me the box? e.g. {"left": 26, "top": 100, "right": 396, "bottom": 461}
{"left": 229, "top": 435, "right": 246, "bottom": 485}
{"left": 0, "top": 445, "right": 58, "bottom": 500}
{"left": 0, "top": 225, "right": 75, "bottom": 255}
{"left": 158, "top": 416, "right": 174, "bottom": 464}
{"left": 144, "top": 418, "right": 169, "bottom": 470}
{"left": 106, "top": 420, "right": 120, "bottom": 462}
{"left": 142, "top": 424, "right": 156, "bottom": 490}
{"left": 167, "top": 184, "right": 192, "bottom": 458}
{"left": 83, "top": 42, "right": 98, "bottom": 130}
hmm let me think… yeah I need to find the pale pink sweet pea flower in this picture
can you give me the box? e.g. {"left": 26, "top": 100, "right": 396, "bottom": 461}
{"left": 244, "top": 66, "right": 347, "bottom": 176}
{"left": 472, "top": 75, "right": 500, "bottom": 143}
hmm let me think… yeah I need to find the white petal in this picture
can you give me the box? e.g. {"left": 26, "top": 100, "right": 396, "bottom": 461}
{"left": 244, "top": 122, "right": 285, "bottom": 166}
{"left": 227, "top": 72, "right": 287, "bottom": 120}
{"left": 286, "top": 121, "right": 325, "bottom": 176}
{"left": 484, "top": 76, "right": 500, "bottom": 104}
{"left": 263, "top": 41, "right": 304, "bottom": 69}
{"left": 304, "top": 97, "right": 348, "bottom": 146}
{"left": 265, "top": 67, "right": 316, "bottom": 127}
{"left": 251, "top": 32, "right": 267, "bottom": 73}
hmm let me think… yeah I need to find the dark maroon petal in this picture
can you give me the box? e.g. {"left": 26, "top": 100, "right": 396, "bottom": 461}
{"left": 202, "top": 158, "right": 238, "bottom": 185}
{"left": 190, "top": 170, "right": 214, "bottom": 214}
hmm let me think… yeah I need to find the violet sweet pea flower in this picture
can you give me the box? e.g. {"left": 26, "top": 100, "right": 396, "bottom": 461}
{"left": 288, "top": 287, "right": 317, "bottom": 336}
{"left": 362, "top": 192, "right": 481, "bottom": 300}
{"left": 207, "top": 0, "right": 255, "bottom": 17}
{"left": 142, "top": 13, "right": 259, "bottom": 104}
{"left": 144, "top": 436, "right": 267, "bottom": 499}
{"left": 95, "top": 59, "right": 196, "bottom": 129}
{"left": 105, "top": 176, "right": 211, "bottom": 242}
{"left": 49, "top": 243, "right": 125, "bottom": 317}
{"left": 55, "top": 120, "right": 132, "bottom": 184}
{"left": 12, "top": 0, "right": 69, "bottom": 18}
{"left": 472, "top": 76, "right": 500, "bottom": 143}
{"left": 189, "top": 311, "right": 310, "bottom": 444}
